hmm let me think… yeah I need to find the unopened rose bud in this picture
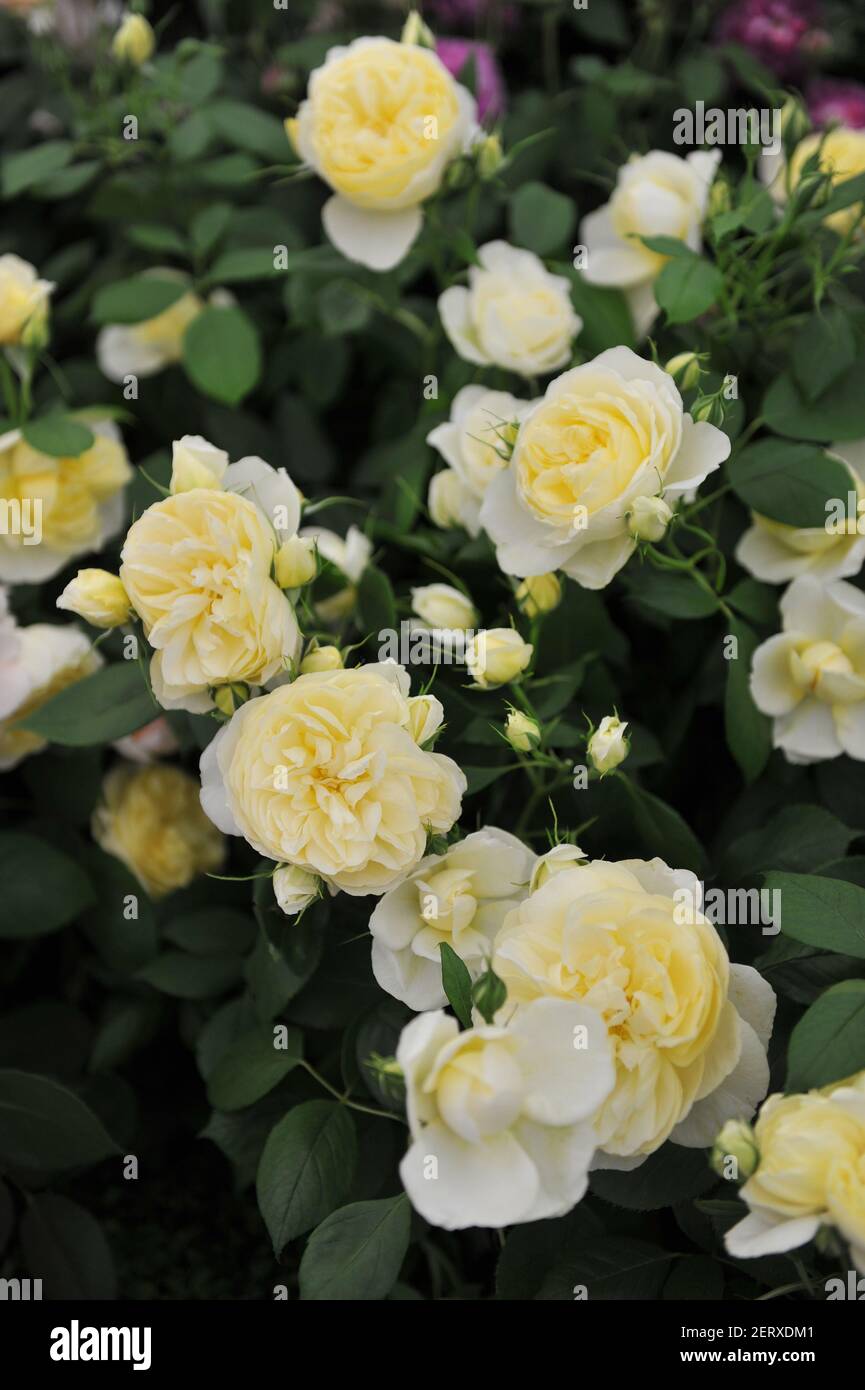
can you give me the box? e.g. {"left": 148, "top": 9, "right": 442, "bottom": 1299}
{"left": 20, "top": 300, "right": 49, "bottom": 350}
{"left": 275, "top": 535, "right": 317, "bottom": 589}
{"left": 428, "top": 468, "right": 470, "bottom": 530}
{"left": 412, "top": 583, "right": 478, "bottom": 630}
{"left": 56, "top": 569, "right": 132, "bottom": 628}
{"left": 476, "top": 132, "right": 504, "bottom": 180}
{"left": 780, "top": 96, "right": 810, "bottom": 151}
{"left": 366, "top": 1052, "right": 406, "bottom": 1102}
{"left": 529, "top": 843, "right": 587, "bottom": 892}
{"left": 467, "top": 628, "right": 532, "bottom": 688}
{"left": 300, "top": 644, "right": 343, "bottom": 674}
{"left": 628, "top": 494, "right": 673, "bottom": 543}
{"left": 170, "top": 435, "right": 228, "bottom": 494}
{"left": 711, "top": 1119, "right": 759, "bottom": 1180}
{"left": 212, "top": 682, "right": 250, "bottom": 716}
{"left": 112, "top": 13, "right": 155, "bottom": 66}
{"left": 273, "top": 864, "right": 321, "bottom": 916}
{"left": 401, "top": 10, "right": 435, "bottom": 48}
{"left": 707, "top": 176, "right": 732, "bottom": 219}
{"left": 588, "top": 714, "right": 629, "bottom": 776}
{"left": 664, "top": 351, "right": 703, "bottom": 391}
{"left": 407, "top": 693, "right": 441, "bottom": 745}
{"left": 515, "top": 572, "right": 562, "bottom": 618}
{"left": 505, "top": 708, "right": 540, "bottom": 752}
{"left": 691, "top": 395, "right": 726, "bottom": 426}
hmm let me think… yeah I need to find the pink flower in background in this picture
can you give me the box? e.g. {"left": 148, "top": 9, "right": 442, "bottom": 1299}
{"left": 113, "top": 717, "right": 180, "bottom": 765}
{"left": 428, "top": 0, "right": 517, "bottom": 28}
{"left": 807, "top": 79, "right": 865, "bottom": 130}
{"left": 436, "top": 39, "right": 505, "bottom": 122}
{"left": 716, "top": 0, "right": 829, "bottom": 76}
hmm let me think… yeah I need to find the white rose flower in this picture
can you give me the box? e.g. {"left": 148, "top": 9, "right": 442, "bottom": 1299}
{"left": 0, "top": 254, "right": 54, "bottom": 346}
{"left": 466, "top": 628, "right": 532, "bottom": 688}
{"left": 97, "top": 271, "right": 204, "bottom": 382}
{"left": 736, "top": 440, "right": 865, "bottom": 584}
{"left": 411, "top": 582, "right": 478, "bottom": 630}
{"left": 397, "top": 998, "right": 615, "bottom": 1229}
{"left": 588, "top": 714, "right": 629, "bottom": 775}
{"left": 169, "top": 435, "right": 229, "bottom": 493}
{"left": 0, "top": 622, "right": 101, "bottom": 771}
{"left": 369, "top": 827, "right": 536, "bottom": 1010}
{"left": 290, "top": 37, "right": 476, "bottom": 271}
{"left": 529, "top": 842, "right": 587, "bottom": 892}
{"left": 493, "top": 856, "right": 776, "bottom": 1161}
{"left": 750, "top": 574, "right": 865, "bottom": 764}
{"left": 580, "top": 150, "right": 720, "bottom": 338}
{"left": 426, "top": 386, "right": 534, "bottom": 536}
{"left": 200, "top": 661, "right": 466, "bottom": 896}
{"left": 273, "top": 864, "right": 321, "bottom": 916}
{"left": 480, "top": 347, "right": 730, "bottom": 590}
{"left": 438, "top": 241, "right": 581, "bottom": 378}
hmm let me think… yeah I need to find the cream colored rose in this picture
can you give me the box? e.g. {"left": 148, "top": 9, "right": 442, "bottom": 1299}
{"left": 480, "top": 347, "right": 730, "bottom": 590}
{"left": 97, "top": 274, "right": 203, "bottom": 382}
{"left": 292, "top": 36, "right": 476, "bottom": 270}
{"left": 428, "top": 468, "right": 473, "bottom": 532}
{"left": 112, "top": 13, "right": 155, "bottom": 66}
{"left": 169, "top": 435, "right": 228, "bottom": 493}
{"left": 299, "top": 643, "right": 342, "bottom": 673}
{"left": 588, "top": 714, "right": 629, "bottom": 775}
{"left": 439, "top": 241, "right": 580, "bottom": 378}
{"left": 580, "top": 150, "right": 720, "bottom": 337}
{"left": 57, "top": 569, "right": 131, "bottom": 629}
{"left": 398, "top": 999, "right": 615, "bottom": 1229}
{"left": 726, "top": 1082, "right": 865, "bottom": 1267}
{"left": 0, "top": 621, "right": 101, "bottom": 771}
{"left": 411, "top": 583, "right": 477, "bottom": 630}
{"left": 0, "top": 255, "right": 54, "bottom": 346}
{"left": 200, "top": 662, "right": 466, "bottom": 895}
{"left": 275, "top": 535, "right": 317, "bottom": 589}
{"left": 93, "top": 763, "right": 224, "bottom": 899}
{"left": 301, "top": 524, "right": 372, "bottom": 624}
{"left": 467, "top": 628, "right": 532, "bottom": 688}
{"left": 737, "top": 441, "right": 865, "bottom": 584}
{"left": 515, "top": 572, "right": 562, "bottom": 618}
{"left": 628, "top": 495, "right": 672, "bottom": 543}
{"left": 426, "top": 387, "right": 533, "bottom": 536}
{"left": 273, "top": 864, "right": 321, "bottom": 917}
{"left": 120, "top": 487, "right": 300, "bottom": 714}
{"left": 529, "top": 842, "right": 587, "bottom": 892}
{"left": 505, "top": 709, "right": 540, "bottom": 752}
{"left": 369, "top": 827, "right": 535, "bottom": 1010}
{"left": 750, "top": 574, "right": 865, "bottom": 764}
{"left": 763, "top": 127, "right": 865, "bottom": 234}
{"left": 0, "top": 421, "right": 131, "bottom": 584}
{"left": 493, "top": 857, "right": 775, "bottom": 1160}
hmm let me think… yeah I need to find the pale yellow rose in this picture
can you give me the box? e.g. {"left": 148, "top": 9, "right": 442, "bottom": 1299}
{"left": 426, "top": 386, "right": 531, "bottom": 537}
{"left": 494, "top": 857, "right": 775, "bottom": 1159}
{"left": 515, "top": 573, "right": 562, "bottom": 618}
{"left": 93, "top": 763, "right": 224, "bottom": 899}
{"left": 275, "top": 535, "right": 317, "bottom": 589}
{"left": 0, "top": 423, "right": 132, "bottom": 584}
{"left": 293, "top": 37, "right": 476, "bottom": 270}
{"left": 0, "top": 623, "right": 101, "bottom": 771}
{"left": 467, "top": 628, "right": 532, "bottom": 688}
{"left": 411, "top": 583, "right": 477, "bottom": 631}
{"left": 505, "top": 709, "right": 540, "bottom": 752}
{"left": 57, "top": 569, "right": 132, "bottom": 629}
{"left": 200, "top": 662, "right": 466, "bottom": 895}
{"left": 587, "top": 714, "right": 629, "bottom": 775}
{"left": 779, "top": 128, "right": 865, "bottom": 234}
{"left": 0, "top": 255, "right": 54, "bottom": 346}
{"left": 273, "top": 864, "right": 321, "bottom": 916}
{"left": 97, "top": 279, "right": 204, "bottom": 382}
{"left": 299, "top": 643, "right": 343, "bottom": 673}
{"left": 112, "top": 13, "right": 155, "bottom": 66}
{"left": 120, "top": 488, "right": 300, "bottom": 713}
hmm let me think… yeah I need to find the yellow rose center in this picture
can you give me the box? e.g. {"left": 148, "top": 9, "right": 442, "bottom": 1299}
{"left": 790, "top": 639, "right": 853, "bottom": 695}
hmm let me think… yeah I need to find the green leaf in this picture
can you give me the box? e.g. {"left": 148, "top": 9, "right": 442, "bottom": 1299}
{"left": 91, "top": 276, "right": 187, "bottom": 325}
{"left": 0, "top": 834, "right": 93, "bottom": 938}
{"left": 792, "top": 308, "right": 856, "bottom": 402}
{"left": 183, "top": 305, "right": 261, "bottom": 405}
{"left": 136, "top": 951, "right": 242, "bottom": 1000}
{"left": 0, "top": 1070, "right": 119, "bottom": 1173}
{"left": 728, "top": 578, "right": 778, "bottom": 627}
{"left": 20, "top": 1194, "right": 116, "bottom": 1299}
{"left": 786, "top": 980, "right": 865, "bottom": 1090}
{"left": 537, "top": 1236, "right": 672, "bottom": 1300}
{"left": 555, "top": 265, "right": 635, "bottom": 353}
{"left": 357, "top": 564, "right": 397, "bottom": 635}
{"left": 207, "top": 247, "right": 284, "bottom": 284}
{"left": 206, "top": 100, "right": 290, "bottom": 162}
{"left": 191, "top": 202, "right": 232, "bottom": 257}
{"left": 724, "top": 805, "right": 852, "bottom": 881}
{"left": 163, "top": 907, "right": 255, "bottom": 957}
{"left": 257, "top": 1101, "right": 357, "bottom": 1254}
{"left": 206, "top": 1026, "right": 302, "bottom": 1112}
{"left": 765, "top": 871, "right": 865, "bottom": 958}
{"left": 728, "top": 439, "right": 852, "bottom": 528}
{"left": 20, "top": 663, "right": 156, "bottom": 747}
{"left": 299, "top": 1195, "right": 410, "bottom": 1301}
{"left": 763, "top": 361, "right": 865, "bottom": 442}
{"left": 663, "top": 1254, "right": 724, "bottom": 1301}
{"left": 638, "top": 235, "right": 691, "bottom": 258}
{"left": 625, "top": 569, "right": 719, "bottom": 620}
{"left": 621, "top": 779, "right": 706, "bottom": 875}
{"left": 496, "top": 1206, "right": 603, "bottom": 1299}
{"left": 510, "top": 181, "right": 576, "bottom": 256}
{"left": 655, "top": 253, "right": 723, "bottom": 325}
{"left": 724, "top": 617, "right": 771, "bottom": 782}
{"left": 127, "top": 224, "right": 188, "bottom": 256}
{"left": 21, "top": 414, "right": 94, "bottom": 458}
{"left": 79, "top": 847, "right": 158, "bottom": 974}
{"left": 591, "top": 1142, "right": 715, "bottom": 1210}
{"left": 2, "top": 140, "right": 74, "bottom": 197}
{"left": 439, "top": 941, "right": 473, "bottom": 1028}
{"left": 317, "top": 279, "right": 373, "bottom": 336}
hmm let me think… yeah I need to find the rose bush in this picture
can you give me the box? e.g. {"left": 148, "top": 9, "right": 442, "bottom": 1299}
{"left": 3, "top": 0, "right": 865, "bottom": 1308}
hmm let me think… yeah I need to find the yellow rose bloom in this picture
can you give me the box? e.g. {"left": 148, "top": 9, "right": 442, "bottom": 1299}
{"left": 0, "top": 254, "right": 54, "bottom": 346}
{"left": 93, "top": 764, "right": 225, "bottom": 899}
{"left": 97, "top": 283, "right": 204, "bottom": 383}
{"left": 787, "top": 128, "right": 865, "bottom": 233}
{"left": 293, "top": 37, "right": 475, "bottom": 270}
{"left": 56, "top": 569, "right": 132, "bottom": 629}
{"left": 493, "top": 857, "right": 775, "bottom": 1158}
{"left": 200, "top": 662, "right": 466, "bottom": 895}
{"left": 120, "top": 488, "right": 300, "bottom": 713}
{"left": 0, "top": 425, "right": 132, "bottom": 584}
{"left": 0, "top": 624, "right": 101, "bottom": 770}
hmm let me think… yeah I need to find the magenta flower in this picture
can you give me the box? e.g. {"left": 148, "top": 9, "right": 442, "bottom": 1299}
{"left": 807, "top": 79, "right": 865, "bottom": 130}
{"left": 716, "top": 0, "right": 829, "bottom": 76}
{"left": 428, "top": 0, "right": 517, "bottom": 28}
{"left": 436, "top": 38, "right": 505, "bottom": 123}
